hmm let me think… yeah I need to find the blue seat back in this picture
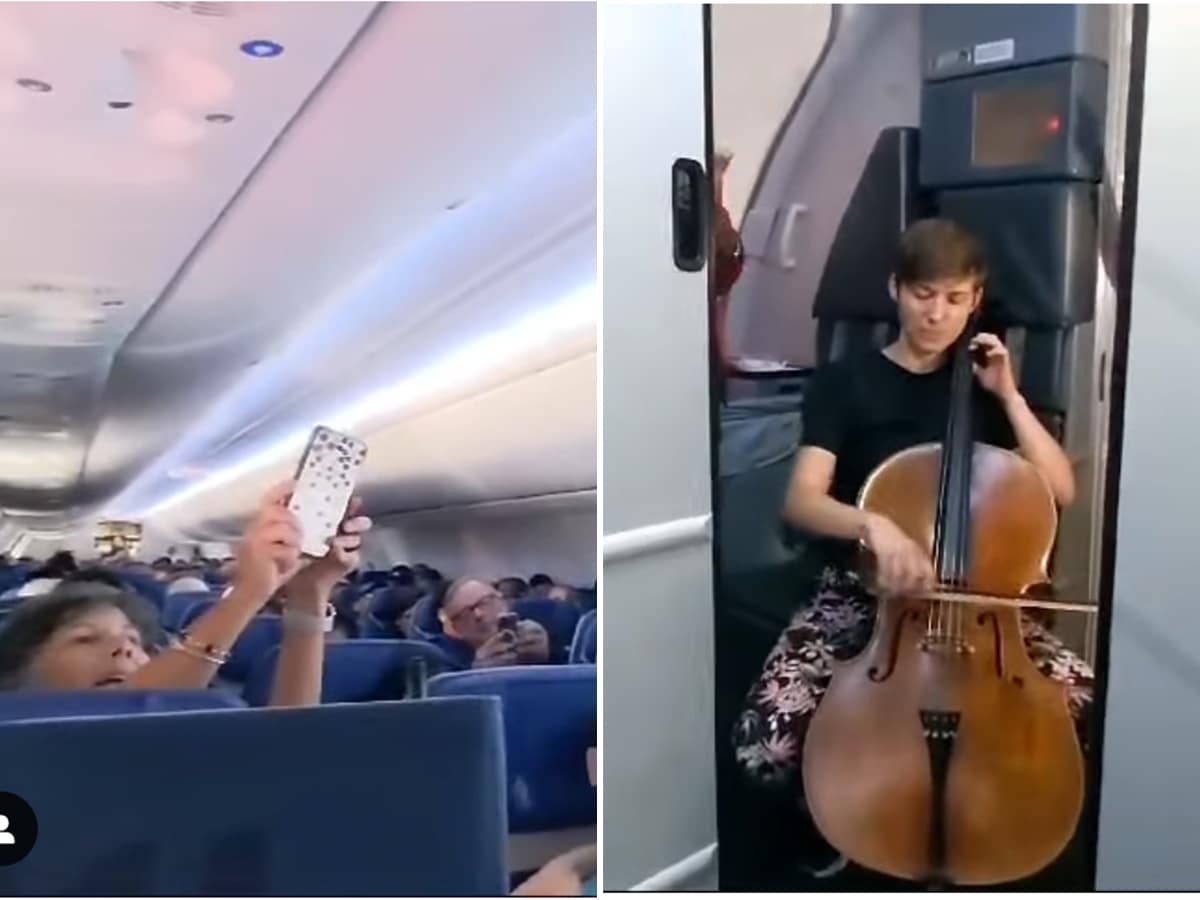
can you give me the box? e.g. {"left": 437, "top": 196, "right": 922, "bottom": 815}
{"left": 243, "top": 639, "right": 455, "bottom": 707}
{"left": 179, "top": 597, "right": 218, "bottom": 630}
{"left": 514, "top": 598, "right": 581, "bottom": 662}
{"left": 0, "top": 698, "right": 508, "bottom": 894}
{"left": 0, "top": 568, "right": 24, "bottom": 595}
{"left": 221, "top": 616, "right": 284, "bottom": 683}
{"left": 119, "top": 572, "right": 167, "bottom": 610}
{"left": 570, "top": 609, "right": 598, "bottom": 664}
{"left": 427, "top": 664, "right": 596, "bottom": 833}
{"left": 359, "top": 613, "right": 400, "bottom": 639}
{"left": 161, "top": 590, "right": 212, "bottom": 632}
{"left": 411, "top": 593, "right": 443, "bottom": 638}
{"left": 0, "top": 690, "right": 245, "bottom": 723}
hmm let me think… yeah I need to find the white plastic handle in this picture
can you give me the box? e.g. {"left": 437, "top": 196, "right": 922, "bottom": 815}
{"left": 778, "top": 202, "right": 808, "bottom": 269}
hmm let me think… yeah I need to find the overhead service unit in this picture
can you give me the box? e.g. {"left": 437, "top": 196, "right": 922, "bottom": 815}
{"left": 918, "top": 3, "right": 1110, "bottom": 439}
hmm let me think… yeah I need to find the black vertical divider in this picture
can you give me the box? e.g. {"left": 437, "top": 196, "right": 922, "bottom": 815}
{"left": 1080, "top": 3, "right": 1149, "bottom": 888}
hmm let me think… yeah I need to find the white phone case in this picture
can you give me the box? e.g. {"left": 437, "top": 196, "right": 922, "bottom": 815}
{"left": 287, "top": 426, "right": 368, "bottom": 558}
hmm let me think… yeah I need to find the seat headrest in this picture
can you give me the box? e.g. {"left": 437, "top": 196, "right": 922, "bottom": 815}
{"left": 0, "top": 698, "right": 508, "bottom": 894}
{"left": 812, "top": 126, "right": 921, "bottom": 328}
{"left": 427, "top": 665, "right": 596, "bottom": 833}
{"left": 0, "top": 689, "right": 245, "bottom": 724}
{"left": 242, "top": 639, "right": 453, "bottom": 707}
{"left": 570, "top": 610, "right": 597, "bottom": 664}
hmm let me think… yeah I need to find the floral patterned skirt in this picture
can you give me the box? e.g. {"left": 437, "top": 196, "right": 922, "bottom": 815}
{"left": 733, "top": 566, "right": 1095, "bottom": 788}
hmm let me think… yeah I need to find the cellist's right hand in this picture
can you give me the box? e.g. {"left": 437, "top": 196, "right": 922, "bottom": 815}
{"left": 861, "top": 512, "right": 936, "bottom": 597}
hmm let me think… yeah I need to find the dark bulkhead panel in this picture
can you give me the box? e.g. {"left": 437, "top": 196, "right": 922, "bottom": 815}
{"left": 920, "top": 4, "right": 1109, "bottom": 438}
{"left": 811, "top": 127, "right": 925, "bottom": 364}
{"left": 920, "top": 3, "right": 1109, "bottom": 82}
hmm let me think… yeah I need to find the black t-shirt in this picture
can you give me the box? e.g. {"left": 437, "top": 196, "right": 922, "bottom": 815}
{"left": 801, "top": 350, "right": 1018, "bottom": 564}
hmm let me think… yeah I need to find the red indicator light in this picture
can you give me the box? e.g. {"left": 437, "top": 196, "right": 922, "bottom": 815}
{"left": 1046, "top": 115, "right": 1062, "bottom": 134}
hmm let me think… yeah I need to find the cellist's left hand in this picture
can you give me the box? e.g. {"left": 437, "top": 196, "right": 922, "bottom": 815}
{"left": 970, "top": 333, "right": 1019, "bottom": 403}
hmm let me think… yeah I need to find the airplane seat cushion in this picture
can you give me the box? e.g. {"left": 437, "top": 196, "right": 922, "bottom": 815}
{"left": 576, "top": 585, "right": 597, "bottom": 611}
{"left": 0, "top": 689, "right": 245, "bottom": 723}
{"left": 427, "top": 664, "right": 597, "bottom": 833}
{"left": 119, "top": 573, "right": 167, "bottom": 610}
{"left": 717, "top": 393, "right": 818, "bottom": 643}
{"left": 569, "top": 610, "right": 597, "bottom": 664}
{"left": 411, "top": 593, "right": 442, "bottom": 637}
{"left": 161, "top": 591, "right": 212, "bottom": 632}
{"left": 179, "top": 598, "right": 217, "bottom": 631}
{"left": 513, "top": 599, "right": 580, "bottom": 662}
{"left": 810, "top": 126, "right": 921, "bottom": 365}
{"left": 366, "top": 583, "right": 421, "bottom": 626}
{"left": 937, "top": 182, "right": 1097, "bottom": 425}
{"left": 1002, "top": 324, "right": 1074, "bottom": 440}
{"left": 358, "top": 614, "right": 399, "bottom": 639}
{"left": 242, "top": 638, "right": 454, "bottom": 707}
{"left": 221, "top": 616, "right": 284, "bottom": 683}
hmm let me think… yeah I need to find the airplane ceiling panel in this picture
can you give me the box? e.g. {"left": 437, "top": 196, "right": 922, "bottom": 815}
{"left": 144, "top": 351, "right": 598, "bottom": 541}
{"left": 0, "top": 1, "right": 376, "bottom": 525}
{"left": 65, "top": 2, "right": 595, "bottom": 532}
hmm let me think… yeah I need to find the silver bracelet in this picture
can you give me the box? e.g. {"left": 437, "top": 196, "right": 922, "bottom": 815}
{"left": 282, "top": 605, "right": 334, "bottom": 634}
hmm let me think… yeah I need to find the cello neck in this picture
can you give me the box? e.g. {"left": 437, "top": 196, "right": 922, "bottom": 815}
{"left": 932, "top": 316, "right": 981, "bottom": 588}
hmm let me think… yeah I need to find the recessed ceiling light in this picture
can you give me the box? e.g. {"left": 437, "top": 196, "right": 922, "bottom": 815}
{"left": 16, "top": 78, "right": 50, "bottom": 93}
{"left": 108, "top": 101, "right": 133, "bottom": 110}
{"left": 205, "top": 112, "right": 234, "bottom": 124}
{"left": 240, "top": 39, "right": 283, "bottom": 59}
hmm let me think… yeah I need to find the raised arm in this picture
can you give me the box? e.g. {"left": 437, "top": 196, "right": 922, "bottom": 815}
{"left": 269, "top": 498, "right": 372, "bottom": 707}
{"left": 971, "top": 333, "right": 1076, "bottom": 506}
{"left": 127, "top": 481, "right": 301, "bottom": 690}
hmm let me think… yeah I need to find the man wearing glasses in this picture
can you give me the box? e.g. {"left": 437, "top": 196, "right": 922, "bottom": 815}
{"left": 431, "top": 577, "right": 550, "bottom": 670}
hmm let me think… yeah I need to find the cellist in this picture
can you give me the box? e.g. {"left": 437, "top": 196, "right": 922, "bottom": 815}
{"left": 733, "top": 218, "right": 1093, "bottom": 807}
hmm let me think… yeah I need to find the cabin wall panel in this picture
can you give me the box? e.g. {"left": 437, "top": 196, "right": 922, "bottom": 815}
{"left": 1095, "top": 5, "right": 1200, "bottom": 888}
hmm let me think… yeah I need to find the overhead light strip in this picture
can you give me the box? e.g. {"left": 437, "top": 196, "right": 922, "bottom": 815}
{"left": 116, "top": 283, "right": 596, "bottom": 520}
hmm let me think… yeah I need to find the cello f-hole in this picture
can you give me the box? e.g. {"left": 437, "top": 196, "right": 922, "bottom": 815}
{"left": 977, "top": 610, "right": 1006, "bottom": 680}
{"left": 869, "top": 607, "right": 919, "bottom": 683}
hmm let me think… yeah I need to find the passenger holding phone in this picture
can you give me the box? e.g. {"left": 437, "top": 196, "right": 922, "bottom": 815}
{"left": 0, "top": 480, "right": 371, "bottom": 705}
{"left": 432, "top": 578, "right": 550, "bottom": 670}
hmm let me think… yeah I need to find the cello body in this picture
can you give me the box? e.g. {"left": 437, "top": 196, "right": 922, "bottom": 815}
{"left": 800, "top": 339, "right": 1085, "bottom": 886}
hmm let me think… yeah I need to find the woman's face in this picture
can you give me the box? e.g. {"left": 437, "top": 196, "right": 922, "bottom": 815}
{"left": 25, "top": 605, "right": 150, "bottom": 690}
{"left": 891, "top": 275, "right": 981, "bottom": 356}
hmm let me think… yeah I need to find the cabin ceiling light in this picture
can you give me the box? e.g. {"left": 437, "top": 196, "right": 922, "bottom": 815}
{"left": 240, "top": 40, "right": 283, "bottom": 59}
{"left": 16, "top": 78, "right": 50, "bottom": 93}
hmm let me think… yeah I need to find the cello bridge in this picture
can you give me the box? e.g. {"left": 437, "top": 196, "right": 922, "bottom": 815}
{"left": 919, "top": 635, "right": 974, "bottom": 656}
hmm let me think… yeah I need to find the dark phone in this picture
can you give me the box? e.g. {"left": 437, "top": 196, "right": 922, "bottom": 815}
{"left": 498, "top": 613, "right": 519, "bottom": 639}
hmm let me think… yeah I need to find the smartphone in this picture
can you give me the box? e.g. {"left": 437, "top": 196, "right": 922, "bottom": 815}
{"left": 498, "top": 612, "right": 519, "bottom": 640}
{"left": 287, "top": 425, "right": 368, "bottom": 558}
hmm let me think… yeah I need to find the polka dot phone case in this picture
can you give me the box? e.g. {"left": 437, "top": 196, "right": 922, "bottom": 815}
{"left": 287, "top": 425, "right": 368, "bottom": 558}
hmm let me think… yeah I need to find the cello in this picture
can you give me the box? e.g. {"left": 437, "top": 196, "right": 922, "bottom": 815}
{"left": 800, "top": 322, "right": 1085, "bottom": 886}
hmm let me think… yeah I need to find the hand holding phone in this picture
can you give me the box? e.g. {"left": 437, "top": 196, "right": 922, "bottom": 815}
{"left": 497, "top": 612, "right": 519, "bottom": 641}
{"left": 287, "top": 425, "right": 368, "bottom": 558}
